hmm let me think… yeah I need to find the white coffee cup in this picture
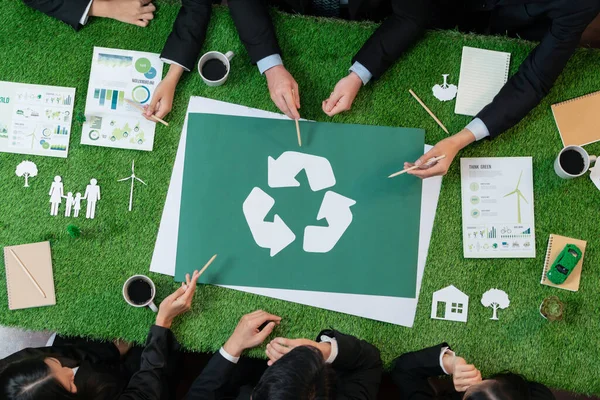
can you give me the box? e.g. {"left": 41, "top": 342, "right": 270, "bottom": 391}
{"left": 123, "top": 275, "right": 158, "bottom": 312}
{"left": 554, "top": 145, "right": 597, "bottom": 179}
{"left": 198, "top": 51, "right": 235, "bottom": 87}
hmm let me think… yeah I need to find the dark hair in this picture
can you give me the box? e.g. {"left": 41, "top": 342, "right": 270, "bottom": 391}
{"left": 252, "top": 345, "right": 337, "bottom": 400}
{"left": 464, "top": 373, "right": 530, "bottom": 400}
{"left": 0, "top": 357, "right": 77, "bottom": 400}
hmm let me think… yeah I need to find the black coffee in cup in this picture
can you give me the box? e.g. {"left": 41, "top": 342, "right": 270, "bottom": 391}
{"left": 127, "top": 279, "right": 152, "bottom": 305}
{"left": 559, "top": 149, "right": 585, "bottom": 175}
{"left": 202, "top": 59, "right": 227, "bottom": 81}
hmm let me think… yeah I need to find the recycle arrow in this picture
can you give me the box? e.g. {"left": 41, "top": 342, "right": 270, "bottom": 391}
{"left": 303, "top": 191, "right": 356, "bottom": 253}
{"left": 268, "top": 151, "right": 335, "bottom": 192}
{"left": 242, "top": 187, "right": 296, "bottom": 257}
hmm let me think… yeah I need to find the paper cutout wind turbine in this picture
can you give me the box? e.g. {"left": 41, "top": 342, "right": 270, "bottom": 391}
{"left": 118, "top": 160, "right": 147, "bottom": 211}
{"left": 504, "top": 170, "right": 528, "bottom": 223}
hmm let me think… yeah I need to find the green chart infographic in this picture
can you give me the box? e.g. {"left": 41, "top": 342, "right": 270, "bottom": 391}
{"left": 175, "top": 114, "right": 424, "bottom": 298}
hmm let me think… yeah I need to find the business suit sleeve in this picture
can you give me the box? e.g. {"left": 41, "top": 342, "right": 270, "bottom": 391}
{"left": 317, "top": 330, "right": 383, "bottom": 400}
{"left": 117, "top": 325, "right": 181, "bottom": 400}
{"left": 159, "top": 0, "right": 213, "bottom": 71}
{"left": 477, "top": 0, "right": 600, "bottom": 138}
{"left": 22, "top": 0, "right": 91, "bottom": 30}
{"left": 183, "top": 351, "right": 238, "bottom": 400}
{"left": 0, "top": 338, "right": 121, "bottom": 371}
{"left": 227, "top": 0, "right": 282, "bottom": 64}
{"left": 351, "top": 0, "right": 430, "bottom": 80}
{"left": 390, "top": 343, "right": 449, "bottom": 400}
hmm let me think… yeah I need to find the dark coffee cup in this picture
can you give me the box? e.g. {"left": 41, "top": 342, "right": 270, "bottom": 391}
{"left": 122, "top": 275, "right": 157, "bottom": 312}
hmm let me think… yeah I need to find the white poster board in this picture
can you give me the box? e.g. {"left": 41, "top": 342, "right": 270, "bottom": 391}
{"left": 150, "top": 97, "right": 443, "bottom": 327}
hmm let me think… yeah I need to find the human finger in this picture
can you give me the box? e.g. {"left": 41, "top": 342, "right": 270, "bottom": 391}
{"left": 154, "top": 101, "right": 172, "bottom": 119}
{"left": 270, "top": 340, "right": 293, "bottom": 356}
{"left": 141, "top": 3, "right": 156, "bottom": 13}
{"left": 325, "top": 96, "right": 350, "bottom": 117}
{"left": 406, "top": 162, "right": 447, "bottom": 179}
{"left": 145, "top": 93, "right": 160, "bottom": 118}
{"left": 273, "top": 96, "right": 292, "bottom": 119}
{"left": 282, "top": 91, "right": 299, "bottom": 120}
{"left": 266, "top": 342, "right": 287, "bottom": 361}
{"left": 165, "top": 285, "right": 187, "bottom": 302}
{"left": 252, "top": 312, "right": 282, "bottom": 326}
{"left": 413, "top": 147, "right": 440, "bottom": 167}
{"left": 139, "top": 13, "right": 154, "bottom": 21}
{"left": 135, "top": 19, "right": 149, "bottom": 27}
{"left": 323, "top": 90, "right": 343, "bottom": 114}
{"left": 181, "top": 270, "right": 200, "bottom": 301}
{"left": 254, "top": 322, "right": 276, "bottom": 343}
{"left": 140, "top": 0, "right": 153, "bottom": 5}
{"left": 293, "top": 83, "right": 300, "bottom": 109}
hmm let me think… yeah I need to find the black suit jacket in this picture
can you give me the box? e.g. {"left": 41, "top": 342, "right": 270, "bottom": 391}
{"left": 160, "top": 0, "right": 221, "bottom": 72}
{"left": 22, "top": 0, "right": 91, "bottom": 30}
{"left": 0, "top": 325, "right": 180, "bottom": 400}
{"left": 391, "top": 343, "right": 555, "bottom": 400}
{"left": 227, "top": 0, "right": 430, "bottom": 80}
{"left": 470, "top": 0, "right": 600, "bottom": 138}
{"left": 184, "top": 329, "right": 383, "bottom": 400}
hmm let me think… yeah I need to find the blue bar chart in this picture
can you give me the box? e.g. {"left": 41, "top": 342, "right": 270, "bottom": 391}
{"left": 93, "top": 88, "right": 125, "bottom": 110}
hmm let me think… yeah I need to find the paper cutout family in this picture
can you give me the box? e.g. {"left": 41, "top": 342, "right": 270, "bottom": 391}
{"left": 431, "top": 285, "right": 510, "bottom": 323}
{"left": 16, "top": 161, "right": 38, "bottom": 187}
{"left": 49, "top": 176, "right": 101, "bottom": 219}
{"left": 242, "top": 151, "right": 356, "bottom": 256}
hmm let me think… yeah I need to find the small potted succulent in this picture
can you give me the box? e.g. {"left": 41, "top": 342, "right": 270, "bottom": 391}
{"left": 539, "top": 296, "right": 564, "bottom": 321}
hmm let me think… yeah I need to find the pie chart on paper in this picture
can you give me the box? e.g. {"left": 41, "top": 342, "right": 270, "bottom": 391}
{"left": 132, "top": 85, "right": 151, "bottom": 104}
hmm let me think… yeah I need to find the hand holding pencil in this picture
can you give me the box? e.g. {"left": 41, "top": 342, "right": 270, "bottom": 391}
{"left": 403, "top": 129, "right": 477, "bottom": 179}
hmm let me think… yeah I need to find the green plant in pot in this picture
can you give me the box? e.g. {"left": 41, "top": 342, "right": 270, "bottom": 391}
{"left": 540, "top": 296, "right": 564, "bottom": 321}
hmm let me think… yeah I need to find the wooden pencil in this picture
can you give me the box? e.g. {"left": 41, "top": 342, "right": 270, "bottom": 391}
{"left": 408, "top": 89, "right": 449, "bottom": 134}
{"left": 388, "top": 155, "right": 447, "bottom": 178}
{"left": 9, "top": 249, "right": 46, "bottom": 298}
{"left": 198, "top": 254, "right": 218, "bottom": 278}
{"left": 124, "top": 99, "right": 169, "bottom": 127}
{"left": 295, "top": 119, "right": 302, "bottom": 147}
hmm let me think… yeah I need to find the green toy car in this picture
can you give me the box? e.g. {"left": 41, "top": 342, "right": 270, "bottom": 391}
{"left": 547, "top": 244, "right": 582, "bottom": 285}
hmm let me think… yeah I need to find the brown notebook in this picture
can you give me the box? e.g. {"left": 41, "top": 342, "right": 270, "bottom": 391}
{"left": 3, "top": 242, "right": 56, "bottom": 310}
{"left": 541, "top": 234, "right": 587, "bottom": 292}
{"left": 552, "top": 91, "right": 600, "bottom": 146}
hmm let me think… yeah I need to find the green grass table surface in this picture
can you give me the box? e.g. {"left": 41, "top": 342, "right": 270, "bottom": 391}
{"left": 1, "top": 1, "right": 600, "bottom": 394}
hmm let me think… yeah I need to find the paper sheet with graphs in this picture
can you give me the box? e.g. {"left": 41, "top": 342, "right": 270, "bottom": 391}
{"left": 0, "top": 81, "right": 75, "bottom": 158}
{"left": 460, "top": 157, "right": 535, "bottom": 258}
{"left": 81, "top": 47, "right": 163, "bottom": 151}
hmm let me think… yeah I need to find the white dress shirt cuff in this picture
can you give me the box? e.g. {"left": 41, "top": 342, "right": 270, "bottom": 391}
{"left": 349, "top": 61, "right": 372, "bottom": 85}
{"left": 319, "top": 335, "right": 339, "bottom": 364}
{"left": 257, "top": 54, "right": 283, "bottom": 74}
{"left": 439, "top": 347, "right": 456, "bottom": 375}
{"left": 219, "top": 347, "right": 240, "bottom": 364}
{"left": 160, "top": 58, "right": 190, "bottom": 72}
{"left": 79, "top": 0, "right": 93, "bottom": 25}
{"left": 465, "top": 118, "right": 490, "bottom": 141}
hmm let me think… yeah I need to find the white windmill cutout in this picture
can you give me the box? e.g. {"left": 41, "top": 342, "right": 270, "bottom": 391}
{"left": 118, "top": 160, "right": 147, "bottom": 211}
{"left": 504, "top": 170, "right": 528, "bottom": 223}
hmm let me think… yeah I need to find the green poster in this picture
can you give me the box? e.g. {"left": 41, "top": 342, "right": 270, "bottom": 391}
{"left": 175, "top": 114, "right": 424, "bottom": 298}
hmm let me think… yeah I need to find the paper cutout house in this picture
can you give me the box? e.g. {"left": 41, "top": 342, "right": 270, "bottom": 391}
{"left": 431, "top": 285, "right": 469, "bottom": 323}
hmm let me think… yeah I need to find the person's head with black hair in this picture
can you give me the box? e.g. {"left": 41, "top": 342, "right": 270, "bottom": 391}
{"left": 0, "top": 356, "right": 78, "bottom": 400}
{"left": 252, "top": 345, "right": 337, "bottom": 400}
{"left": 463, "top": 373, "right": 530, "bottom": 400}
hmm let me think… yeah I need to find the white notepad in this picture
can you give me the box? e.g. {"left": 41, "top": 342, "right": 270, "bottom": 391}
{"left": 455, "top": 47, "right": 511, "bottom": 117}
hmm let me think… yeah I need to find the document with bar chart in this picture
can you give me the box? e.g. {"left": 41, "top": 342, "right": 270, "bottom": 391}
{"left": 81, "top": 47, "right": 163, "bottom": 151}
{"left": 0, "top": 81, "right": 75, "bottom": 157}
{"left": 460, "top": 157, "right": 535, "bottom": 259}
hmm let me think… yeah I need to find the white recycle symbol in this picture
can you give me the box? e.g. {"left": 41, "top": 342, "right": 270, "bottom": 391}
{"left": 242, "top": 151, "right": 356, "bottom": 257}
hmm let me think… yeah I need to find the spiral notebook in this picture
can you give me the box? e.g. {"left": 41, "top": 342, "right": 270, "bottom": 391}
{"left": 3, "top": 242, "right": 56, "bottom": 310}
{"left": 541, "top": 234, "right": 587, "bottom": 292}
{"left": 551, "top": 91, "right": 600, "bottom": 146}
{"left": 455, "top": 47, "right": 511, "bottom": 117}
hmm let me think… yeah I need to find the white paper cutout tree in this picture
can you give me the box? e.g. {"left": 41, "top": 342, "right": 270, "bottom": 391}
{"left": 15, "top": 161, "right": 38, "bottom": 187}
{"left": 432, "top": 74, "right": 458, "bottom": 101}
{"left": 481, "top": 289, "right": 510, "bottom": 320}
